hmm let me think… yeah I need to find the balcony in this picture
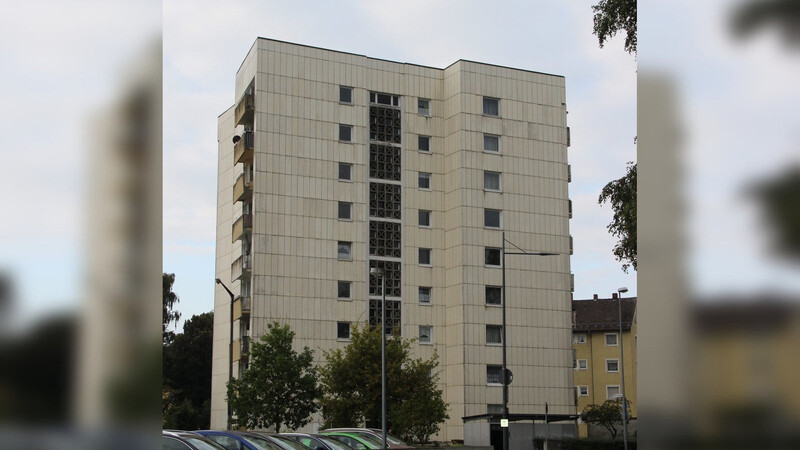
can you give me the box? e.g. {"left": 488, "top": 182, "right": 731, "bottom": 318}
{"left": 231, "top": 253, "right": 251, "bottom": 282}
{"left": 233, "top": 169, "right": 253, "bottom": 203}
{"left": 232, "top": 336, "right": 250, "bottom": 362}
{"left": 234, "top": 130, "right": 254, "bottom": 165}
{"left": 231, "top": 213, "right": 252, "bottom": 243}
{"left": 235, "top": 89, "right": 254, "bottom": 126}
{"left": 233, "top": 295, "right": 251, "bottom": 322}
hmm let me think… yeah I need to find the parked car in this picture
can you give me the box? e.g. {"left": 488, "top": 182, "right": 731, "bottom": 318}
{"left": 318, "top": 432, "right": 383, "bottom": 450}
{"left": 322, "top": 429, "right": 413, "bottom": 449}
{"left": 281, "top": 432, "right": 356, "bottom": 450}
{"left": 194, "top": 430, "right": 283, "bottom": 450}
{"left": 246, "top": 432, "right": 314, "bottom": 450}
{"left": 163, "top": 430, "right": 229, "bottom": 450}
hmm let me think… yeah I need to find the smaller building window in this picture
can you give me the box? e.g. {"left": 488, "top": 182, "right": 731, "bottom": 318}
{"left": 340, "top": 86, "right": 353, "bottom": 104}
{"left": 486, "top": 325, "right": 503, "bottom": 345}
{"left": 338, "top": 162, "right": 352, "bottom": 181}
{"left": 337, "top": 241, "right": 352, "bottom": 260}
{"left": 577, "top": 359, "right": 587, "bottom": 370}
{"left": 418, "top": 172, "right": 431, "bottom": 190}
{"left": 486, "top": 286, "right": 502, "bottom": 306}
{"left": 485, "top": 247, "right": 501, "bottom": 267}
{"left": 337, "top": 322, "right": 351, "bottom": 340}
{"left": 418, "top": 210, "right": 431, "bottom": 227}
{"left": 419, "top": 287, "right": 432, "bottom": 304}
{"left": 339, "top": 124, "right": 352, "bottom": 142}
{"left": 606, "top": 359, "right": 619, "bottom": 373}
{"left": 419, "top": 248, "right": 432, "bottom": 266}
{"left": 418, "top": 135, "right": 431, "bottom": 152}
{"left": 605, "top": 333, "right": 618, "bottom": 346}
{"left": 484, "top": 134, "right": 500, "bottom": 152}
{"left": 578, "top": 386, "right": 589, "bottom": 397}
{"left": 338, "top": 201, "right": 352, "bottom": 220}
{"left": 573, "top": 333, "right": 587, "bottom": 344}
{"left": 484, "top": 209, "right": 502, "bottom": 229}
{"left": 337, "top": 281, "right": 351, "bottom": 299}
{"left": 419, "top": 326, "right": 432, "bottom": 344}
{"left": 487, "top": 365, "right": 503, "bottom": 385}
{"left": 484, "top": 171, "right": 501, "bottom": 191}
{"left": 607, "top": 385, "right": 621, "bottom": 400}
{"left": 418, "top": 98, "right": 431, "bottom": 116}
{"left": 483, "top": 97, "right": 500, "bottom": 116}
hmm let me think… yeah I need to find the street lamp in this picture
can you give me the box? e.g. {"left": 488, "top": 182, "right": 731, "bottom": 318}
{"left": 370, "top": 267, "right": 387, "bottom": 450}
{"left": 617, "top": 286, "right": 629, "bottom": 450}
{"left": 500, "top": 232, "right": 558, "bottom": 450}
{"left": 216, "top": 278, "right": 235, "bottom": 430}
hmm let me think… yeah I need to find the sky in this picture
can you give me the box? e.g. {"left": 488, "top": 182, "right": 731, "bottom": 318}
{"left": 162, "top": 0, "right": 638, "bottom": 328}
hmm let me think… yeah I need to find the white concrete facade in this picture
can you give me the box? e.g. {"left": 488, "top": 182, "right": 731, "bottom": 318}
{"left": 212, "top": 38, "right": 574, "bottom": 441}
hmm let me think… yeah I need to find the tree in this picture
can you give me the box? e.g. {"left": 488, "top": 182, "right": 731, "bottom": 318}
{"left": 163, "top": 311, "right": 214, "bottom": 429}
{"left": 319, "top": 324, "right": 449, "bottom": 444}
{"left": 227, "top": 322, "right": 320, "bottom": 432}
{"left": 750, "top": 165, "right": 800, "bottom": 264}
{"left": 598, "top": 162, "right": 637, "bottom": 273}
{"left": 163, "top": 273, "right": 181, "bottom": 345}
{"left": 580, "top": 398, "right": 631, "bottom": 439}
{"left": 592, "top": 0, "right": 637, "bottom": 54}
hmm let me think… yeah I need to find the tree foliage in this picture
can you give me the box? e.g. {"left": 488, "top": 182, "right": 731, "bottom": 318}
{"left": 598, "top": 162, "right": 637, "bottom": 272}
{"left": 163, "top": 273, "right": 181, "bottom": 345}
{"left": 580, "top": 398, "right": 631, "bottom": 439}
{"left": 319, "top": 324, "right": 449, "bottom": 443}
{"left": 751, "top": 165, "right": 800, "bottom": 263}
{"left": 592, "top": 0, "right": 637, "bottom": 54}
{"left": 227, "top": 322, "right": 320, "bottom": 432}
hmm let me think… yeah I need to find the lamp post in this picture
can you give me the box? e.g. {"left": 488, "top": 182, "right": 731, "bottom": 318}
{"left": 370, "top": 267, "right": 387, "bottom": 450}
{"left": 501, "top": 232, "right": 558, "bottom": 450}
{"left": 216, "top": 278, "right": 235, "bottom": 430}
{"left": 617, "top": 286, "right": 629, "bottom": 450}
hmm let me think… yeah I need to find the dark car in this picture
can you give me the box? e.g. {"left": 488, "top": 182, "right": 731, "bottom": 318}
{"left": 195, "top": 430, "right": 283, "bottom": 450}
{"left": 281, "top": 432, "right": 356, "bottom": 450}
{"left": 163, "top": 430, "right": 229, "bottom": 450}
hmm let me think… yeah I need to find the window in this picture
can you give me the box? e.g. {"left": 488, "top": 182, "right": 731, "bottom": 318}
{"left": 487, "top": 365, "right": 503, "bottom": 385}
{"left": 338, "top": 162, "right": 352, "bottom": 181}
{"left": 418, "top": 135, "right": 431, "bottom": 152}
{"left": 573, "top": 333, "right": 587, "bottom": 344}
{"left": 484, "top": 171, "right": 501, "bottom": 191}
{"left": 578, "top": 386, "right": 589, "bottom": 397}
{"left": 419, "top": 326, "right": 432, "bottom": 343}
{"left": 577, "top": 359, "right": 588, "bottom": 370}
{"left": 485, "top": 286, "right": 502, "bottom": 305}
{"left": 337, "top": 241, "right": 352, "bottom": 260}
{"left": 605, "top": 333, "right": 618, "bottom": 346}
{"left": 337, "top": 322, "right": 351, "bottom": 340}
{"left": 486, "top": 325, "right": 503, "bottom": 345}
{"left": 484, "top": 134, "right": 500, "bottom": 152}
{"left": 483, "top": 97, "right": 499, "bottom": 116}
{"left": 484, "top": 209, "right": 502, "bottom": 228}
{"left": 337, "top": 281, "right": 351, "bottom": 299}
{"left": 607, "top": 385, "right": 621, "bottom": 399}
{"left": 338, "top": 201, "right": 352, "bottom": 220}
{"left": 485, "top": 247, "right": 501, "bottom": 266}
{"left": 606, "top": 359, "right": 619, "bottom": 373}
{"left": 339, "top": 124, "right": 352, "bottom": 142}
{"left": 418, "top": 98, "right": 430, "bottom": 115}
{"left": 419, "top": 287, "right": 432, "bottom": 304}
{"left": 419, "top": 248, "right": 432, "bottom": 266}
{"left": 418, "top": 210, "right": 431, "bottom": 227}
{"left": 370, "top": 92, "right": 400, "bottom": 106}
{"left": 340, "top": 86, "right": 353, "bottom": 104}
{"left": 418, "top": 172, "right": 431, "bottom": 190}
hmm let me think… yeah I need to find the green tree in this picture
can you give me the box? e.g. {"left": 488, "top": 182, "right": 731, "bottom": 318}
{"left": 163, "top": 273, "right": 181, "bottom": 345}
{"left": 598, "top": 162, "right": 637, "bottom": 273}
{"left": 227, "top": 322, "right": 320, "bottom": 432}
{"left": 319, "top": 324, "right": 449, "bottom": 444}
{"left": 592, "top": 0, "right": 637, "bottom": 54}
{"left": 580, "top": 398, "right": 631, "bottom": 439}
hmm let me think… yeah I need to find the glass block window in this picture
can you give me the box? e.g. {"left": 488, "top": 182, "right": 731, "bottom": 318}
{"left": 369, "top": 220, "right": 402, "bottom": 258}
{"left": 369, "top": 105, "right": 401, "bottom": 143}
{"left": 369, "top": 299, "right": 402, "bottom": 335}
{"left": 369, "top": 144, "right": 401, "bottom": 181}
{"left": 369, "top": 260, "right": 401, "bottom": 297}
{"left": 369, "top": 182, "right": 401, "bottom": 219}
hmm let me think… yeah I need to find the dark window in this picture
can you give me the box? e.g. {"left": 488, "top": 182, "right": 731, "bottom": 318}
{"left": 486, "top": 325, "right": 503, "bottom": 344}
{"left": 340, "top": 86, "right": 353, "bottom": 103}
{"left": 338, "top": 162, "right": 352, "bottom": 181}
{"left": 418, "top": 210, "right": 431, "bottom": 227}
{"left": 419, "top": 248, "right": 432, "bottom": 265}
{"left": 369, "top": 220, "right": 401, "bottom": 257}
{"left": 484, "top": 209, "right": 502, "bottom": 228}
{"left": 338, "top": 281, "right": 351, "bottom": 299}
{"left": 418, "top": 98, "right": 431, "bottom": 115}
{"left": 483, "top": 97, "right": 499, "bottom": 116}
{"left": 484, "top": 134, "right": 500, "bottom": 152}
{"left": 485, "top": 247, "right": 501, "bottom": 266}
{"left": 484, "top": 171, "right": 501, "bottom": 191}
{"left": 369, "top": 143, "right": 401, "bottom": 181}
{"left": 337, "top": 322, "right": 351, "bottom": 339}
{"left": 339, "top": 124, "right": 352, "bottom": 142}
{"left": 418, "top": 172, "right": 431, "bottom": 189}
{"left": 338, "top": 241, "right": 352, "bottom": 260}
{"left": 486, "top": 286, "right": 502, "bottom": 305}
{"left": 419, "top": 326, "right": 432, "bottom": 343}
{"left": 338, "top": 202, "right": 352, "bottom": 220}
{"left": 418, "top": 135, "right": 430, "bottom": 152}
{"left": 419, "top": 287, "right": 432, "bottom": 304}
{"left": 487, "top": 365, "right": 503, "bottom": 384}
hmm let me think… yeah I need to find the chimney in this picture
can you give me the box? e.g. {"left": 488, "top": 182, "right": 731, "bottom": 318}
{"left": 593, "top": 294, "right": 598, "bottom": 300}
{"left": 612, "top": 293, "right": 618, "bottom": 299}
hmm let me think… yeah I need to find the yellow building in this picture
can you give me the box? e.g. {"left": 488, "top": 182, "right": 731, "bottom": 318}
{"left": 572, "top": 294, "right": 637, "bottom": 439}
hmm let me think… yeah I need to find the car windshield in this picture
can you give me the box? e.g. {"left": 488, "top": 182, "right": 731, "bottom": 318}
{"left": 350, "top": 433, "right": 382, "bottom": 447}
{"left": 271, "top": 436, "right": 312, "bottom": 450}
{"left": 241, "top": 435, "right": 284, "bottom": 450}
{"left": 183, "top": 436, "right": 229, "bottom": 450}
{"left": 316, "top": 436, "right": 352, "bottom": 450}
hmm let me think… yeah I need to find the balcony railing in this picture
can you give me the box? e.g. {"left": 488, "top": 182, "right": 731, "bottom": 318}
{"left": 232, "top": 336, "right": 250, "bottom": 362}
{"left": 234, "top": 130, "right": 254, "bottom": 165}
{"left": 233, "top": 169, "right": 254, "bottom": 203}
{"left": 231, "top": 213, "right": 252, "bottom": 243}
{"left": 233, "top": 295, "right": 251, "bottom": 321}
{"left": 235, "top": 88, "right": 254, "bottom": 126}
{"left": 231, "top": 253, "right": 251, "bottom": 282}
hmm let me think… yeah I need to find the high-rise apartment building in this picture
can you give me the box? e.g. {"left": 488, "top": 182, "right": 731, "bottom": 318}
{"left": 212, "top": 38, "right": 574, "bottom": 442}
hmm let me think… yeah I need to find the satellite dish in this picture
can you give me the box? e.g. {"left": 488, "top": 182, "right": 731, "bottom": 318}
{"left": 232, "top": 135, "right": 241, "bottom": 144}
